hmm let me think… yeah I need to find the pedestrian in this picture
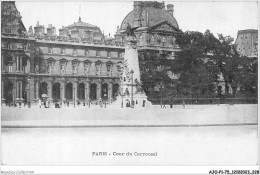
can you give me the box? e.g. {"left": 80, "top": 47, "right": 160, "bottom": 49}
{"left": 38, "top": 98, "right": 42, "bottom": 108}
{"left": 163, "top": 103, "right": 166, "bottom": 108}
{"left": 183, "top": 100, "right": 185, "bottom": 109}
{"left": 99, "top": 98, "right": 103, "bottom": 108}
{"left": 142, "top": 100, "right": 146, "bottom": 107}
{"left": 63, "top": 98, "right": 66, "bottom": 107}
{"left": 170, "top": 102, "right": 173, "bottom": 108}
{"left": 67, "top": 100, "right": 69, "bottom": 107}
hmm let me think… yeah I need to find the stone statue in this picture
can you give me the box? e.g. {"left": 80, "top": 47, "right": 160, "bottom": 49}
{"left": 96, "top": 64, "right": 101, "bottom": 75}
{"left": 84, "top": 64, "right": 90, "bottom": 75}
{"left": 35, "top": 64, "right": 39, "bottom": 73}
{"left": 61, "top": 64, "right": 65, "bottom": 74}
{"left": 48, "top": 63, "right": 53, "bottom": 74}
{"left": 73, "top": 64, "right": 77, "bottom": 74}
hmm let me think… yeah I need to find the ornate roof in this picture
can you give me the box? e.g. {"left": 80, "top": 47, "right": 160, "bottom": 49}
{"left": 120, "top": 1, "right": 179, "bottom": 30}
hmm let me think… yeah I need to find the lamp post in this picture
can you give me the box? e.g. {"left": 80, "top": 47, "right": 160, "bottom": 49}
{"left": 73, "top": 87, "right": 75, "bottom": 108}
{"left": 104, "top": 94, "right": 107, "bottom": 108}
{"left": 130, "top": 70, "right": 134, "bottom": 108}
{"left": 121, "top": 86, "right": 124, "bottom": 108}
{"left": 160, "top": 80, "right": 163, "bottom": 108}
{"left": 28, "top": 77, "right": 31, "bottom": 108}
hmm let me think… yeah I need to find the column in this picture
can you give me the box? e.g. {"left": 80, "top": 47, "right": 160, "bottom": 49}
{"left": 108, "top": 82, "right": 113, "bottom": 104}
{"left": 35, "top": 80, "right": 39, "bottom": 99}
{"left": 74, "top": 78, "right": 78, "bottom": 100}
{"left": 19, "top": 81, "right": 23, "bottom": 100}
{"left": 85, "top": 81, "right": 90, "bottom": 102}
{"left": 1, "top": 80, "right": 4, "bottom": 100}
{"left": 96, "top": 81, "right": 102, "bottom": 101}
{"left": 20, "top": 57, "right": 23, "bottom": 72}
{"left": 61, "top": 80, "right": 66, "bottom": 101}
{"left": 16, "top": 57, "right": 18, "bottom": 71}
{"left": 16, "top": 81, "right": 19, "bottom": 99}
{"left": 48, "top": 80, "right": 53, "bottom": 101}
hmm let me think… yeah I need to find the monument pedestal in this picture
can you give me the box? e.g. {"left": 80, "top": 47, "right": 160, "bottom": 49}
{"left": 111, "top": 36, "right": 152, "bottom": 108}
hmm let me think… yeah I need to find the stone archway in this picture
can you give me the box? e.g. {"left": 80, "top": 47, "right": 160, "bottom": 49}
{"left": 39, "top": 82, "right": 48, "bottom": 98}
{"left": 90, "top": 83, "right": 97, "bottom": 100}
{"left": 65, "top": 83, "right": 73, "bottom": 100}
{"left": 78, "top": 83, "right": 85, "bottom": 100}
{"left": 4, "top": 80, "right": 13, "bottom": 103}
{"left": 113, "top": 83, "right": 119, "bottom": 99}
{"left": 52, "top": 82, "right": 61, "bottom": 101}
{"left": 101, "top": 83, "right": 108, "bottom": 100}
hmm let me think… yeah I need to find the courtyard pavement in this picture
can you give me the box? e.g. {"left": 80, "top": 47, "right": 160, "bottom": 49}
{"left": 1, "top": 104, "right": 258, "bottom": 127}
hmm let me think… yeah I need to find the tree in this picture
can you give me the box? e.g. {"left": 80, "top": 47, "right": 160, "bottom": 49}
{"left": 139, "top": 50, "right": 174, "bottom": 102}
{"left": 171, "top": 30, "right": 218, "bottom": 98}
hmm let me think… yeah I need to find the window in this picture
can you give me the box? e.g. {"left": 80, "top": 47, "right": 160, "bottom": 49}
{"left": 5, "top": 25, "right": 11, "bottom": 33}
{"left": 16, "top": 56, "right": 23, "bottom": 71}
{"left": 72, "top": 60, "right": 79, "bottom": 74}
{"left": 96, "top": 50, "right": 101, "bottom": 57}
{"left": 23, "top": 44, "right": 27, "bottom": 51}
{"left": 48, "top": 47, "right": 52, "bottom": 54}
{"left": 7, "top": 43, "right": 10, "bottom": 50}
{"left": 107, "top": 65, "right": 111, "bottom": 72}
{"left": 107, "top": 51, "right": 111, "bottom": 58}
{"left": 8, "top": 63, "right": 13, "bottom": 72}
{"left": 48, "top": 62, "right": 53, "bottom": 74}
{"left": 84, "top": 62, "right": 91, "bottom": 75}
{"left": 60, "top": 63, "right": 66, "bottom": 74}
{"left": 73, "top": 49, "right": 77, "bottom": 56}
{"left": 72, "top": 64, "right": 78, "bottom": 74}
{"left": 61, "top": 48, "right": 65, "bottom": 55}
{"left": 85, "top": 50, "right": 89, "bottom": 56}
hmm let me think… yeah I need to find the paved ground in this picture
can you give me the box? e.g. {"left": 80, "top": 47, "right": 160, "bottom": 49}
{"left": 1, "top": 125, "right": 257, "bottom": 166}
{"left": 1, "top": 104, "right": 257, "bottom": 127}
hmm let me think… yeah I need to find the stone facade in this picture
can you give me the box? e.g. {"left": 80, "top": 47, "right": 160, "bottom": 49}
{"left": 235, "top": 29, "right": 258, "bottom": 58}
{"left": 1, "top": 1, "right": 182, "bottom": 106}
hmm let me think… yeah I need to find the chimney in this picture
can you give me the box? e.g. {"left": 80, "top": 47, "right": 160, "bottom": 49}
{"left": 167, "top": 4, "right": 174, "bottom": 16}
{"left": 47, "top": 24, "right": 56, "bottom": 36}
{"left": 28, "top": 26, "right": 33, "bottom": 35}
{"left": 34, "top": 21, "right": 45, "bottom": 36}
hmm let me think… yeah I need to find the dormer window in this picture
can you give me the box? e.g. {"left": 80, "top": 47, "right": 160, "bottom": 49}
{"left": 61, "top": 48, "right": 65, "bottom": 55}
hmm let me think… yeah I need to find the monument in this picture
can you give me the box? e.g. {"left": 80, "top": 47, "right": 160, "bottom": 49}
{"left": 112, "top": 35, "right": 152, "bottom": 108}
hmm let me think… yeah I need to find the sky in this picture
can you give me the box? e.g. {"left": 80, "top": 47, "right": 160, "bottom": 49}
{"left": 15, "top": 1, "right": 258, "bottom": 41}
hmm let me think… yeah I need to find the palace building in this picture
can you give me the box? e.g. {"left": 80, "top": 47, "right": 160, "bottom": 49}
{"left": 235, "top": 29, "right": 258, "bottom": 58}
{"left": 1, "top": 1, "right": 181, "bottom": 105}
